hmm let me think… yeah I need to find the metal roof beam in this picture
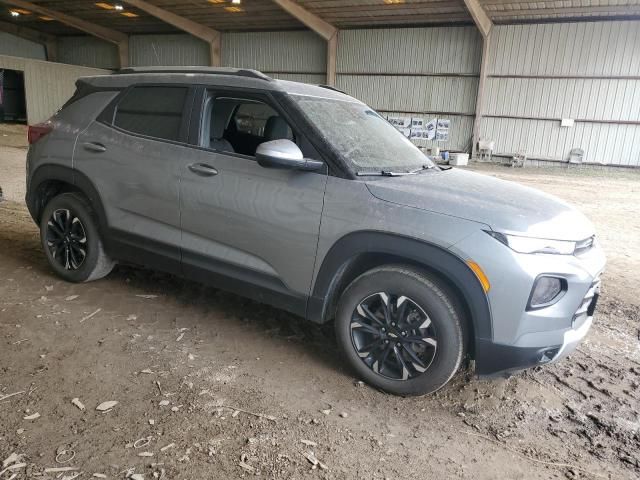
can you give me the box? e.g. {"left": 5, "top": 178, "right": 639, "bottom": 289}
{"left": 121, "top": 0, "right": 221, "bottom": 66}
{"left": 270, "top": 0, "right": 338, "bottom": 85}
{"left": 0, "top": 19, "right": 57, "bottom": 61}
{"left": 0, "top": 0, "right": 129, "bottom": 67}
{"left": 463, "top": 0, "right": 493, "bottom": 38}
{"left": 271, "top": 0, "right": 337, "bottom": 41}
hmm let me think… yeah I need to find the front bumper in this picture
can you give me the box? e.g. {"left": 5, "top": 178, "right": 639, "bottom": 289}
{"left": 474, "top": 271, "right": 601, "bottom": 376}
{"left": 449, "top": 229, "right": 605, "bottom": 377}
{"left": 475, "top": 312, "right": 594, "bottom": 376}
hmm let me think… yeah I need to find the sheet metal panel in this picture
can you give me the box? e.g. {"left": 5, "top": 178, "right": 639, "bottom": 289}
{"left": 486, "top": 77, "right": 640, "bottom": 122}
{"left": 130, "top": 34, "right": 209, "bottom": 67}
{"left": 0, "top": 32, "right": 46, "bottom": 60}
{"left": 482, "top": 21, "right": 640, "bottom": 166}
{"left": 338, "top": 27, "right": 482, "bottom": 74}
{"left": 338, "top": 75, "right": 477, "bottom": 115}
{"left": 489, "top": 21, "right": 640, "bottom": 77}
{"left": 57, "top": 36, "right": 119, "bottom": 70}
{"left": 481, "top": 116, "right": 640, "bottom": 167}
{"left": 336, "top": 27, "right": 480, "bottom": 152}
{"left": 222, "top": 31, "right": 326, "bottom": 75}
{"left": 0, "top": 54, "right": 107, "bottom": 124}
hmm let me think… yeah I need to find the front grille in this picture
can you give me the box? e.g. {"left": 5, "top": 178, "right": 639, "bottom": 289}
{"left": 572, "top": 276, "right": 601, "bottom": 327}
{"left": 575, "top": 235, "right": 595, "bottom": 255}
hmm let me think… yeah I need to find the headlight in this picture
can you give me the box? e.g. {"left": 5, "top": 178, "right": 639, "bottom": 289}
{"left": 528, "top": 276, "right": 567, "bottom": 310}
{"left": 486, "top": 231, "right": 576, "bottom": 255}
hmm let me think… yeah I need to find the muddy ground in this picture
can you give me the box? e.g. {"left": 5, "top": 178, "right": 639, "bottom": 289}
{"left": 1, "top": 124, "right": 639, "bottom": 479}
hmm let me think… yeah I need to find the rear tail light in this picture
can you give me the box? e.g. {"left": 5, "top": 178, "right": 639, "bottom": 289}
{"left": 28, "top": 122, "right": 53, "bottom": 144}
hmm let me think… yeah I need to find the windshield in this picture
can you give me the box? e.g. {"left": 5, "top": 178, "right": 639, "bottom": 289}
{"left": 290, "top": 94, "right": 435, "bottom": 174}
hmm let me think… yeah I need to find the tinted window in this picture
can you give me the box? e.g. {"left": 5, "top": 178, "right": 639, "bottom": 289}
{"left": 114, "top": 86, "right": 187, "bottom": 141}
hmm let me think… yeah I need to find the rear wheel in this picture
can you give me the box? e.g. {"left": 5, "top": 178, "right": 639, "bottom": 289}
{"left": 40, "top": 192, "right": 114, "bottom": 283}
{"left": 335, "top": 265, "right": 466, "bottom": 396}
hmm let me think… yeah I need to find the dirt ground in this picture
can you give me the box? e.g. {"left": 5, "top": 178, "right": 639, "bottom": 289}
{"left": 1, "top": 125, "right": 639, "bottom": 480}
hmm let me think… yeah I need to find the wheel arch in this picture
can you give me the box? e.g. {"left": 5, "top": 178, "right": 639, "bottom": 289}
{"left": 308, "top": 231, "right": 493, "bottom": 352}
{"left": 27, "top": 164, "right": 108, "bottom": 235}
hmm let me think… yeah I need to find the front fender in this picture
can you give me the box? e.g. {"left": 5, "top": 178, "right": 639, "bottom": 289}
{"left": 307, "top": 231, "right": 493, "bottom": 347}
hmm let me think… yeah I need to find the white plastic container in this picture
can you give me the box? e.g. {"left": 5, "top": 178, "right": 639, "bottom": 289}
{"left": 449, "top": 153, "right": 469, "bottom": 166}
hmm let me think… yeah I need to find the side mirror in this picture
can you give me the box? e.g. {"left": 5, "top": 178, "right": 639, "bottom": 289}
{"left": 256, "top": 140, "right": 324, "bottom": 172}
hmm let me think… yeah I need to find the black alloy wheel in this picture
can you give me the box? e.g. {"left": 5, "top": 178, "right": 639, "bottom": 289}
{"left": 45, "top": 208, "right": 88, "bottom": 271}
{"left": 350, "top": 292, "right": 438, "bottom": 381}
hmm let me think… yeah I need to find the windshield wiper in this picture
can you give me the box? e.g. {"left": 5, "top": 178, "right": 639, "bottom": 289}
{"left": 357, "top": 170, "right": 405, "bottom": 177}
{"left": 408, "top": 164, "right": 437, "bottom": 174}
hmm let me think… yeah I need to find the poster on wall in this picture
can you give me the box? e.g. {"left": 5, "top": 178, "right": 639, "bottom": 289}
{"left": 410, "top": 128, "right": 427, "bottom": 140}
{"left": 387, "top": 116, "right": 411, "bottom": 129}
{"left": 436, "top": 119, "right": 450, "bottom": 142}
{"left": 411, "top": 118, "right": 437, "bottom": 140}
{"left": 411, "top": 117, "right": 425, "bottom": 128}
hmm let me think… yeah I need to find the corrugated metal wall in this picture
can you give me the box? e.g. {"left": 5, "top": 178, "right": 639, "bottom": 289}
{"left": 482, "top": 21, "right": 640, "bottom": 166}
{"left": 0, "top": 32, "right": 45, "bottom": 60}
{"left": 130, "top": 34, "right": 210, "bottom": 66}
{"left": 52, "top": 31, "right": 326, "bottom": 83}
{"left": 57, "top": 36, "right": 119, "bottom": 69}
{"left": 336, "top": 27, "right": 481, "bottom": 151}
{"left": 222, "top": 31, "right": 326, "bottom": 84}
{"left": 55, "top": 34, "right": 209, "bottom": 70}
{"left": 0, "top": 54, "right": 108, "bottom": 124}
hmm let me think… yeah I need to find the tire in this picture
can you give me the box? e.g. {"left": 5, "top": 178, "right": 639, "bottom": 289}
{"left": 335, "top": 265, "right": 466, "bottom": 396}
{"left": 39, "top": 192, "right": 115, "bottom": 283}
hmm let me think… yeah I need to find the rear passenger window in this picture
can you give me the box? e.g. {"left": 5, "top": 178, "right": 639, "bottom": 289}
{"left": 113, "top": 86, "right": 187, "bottom": 141}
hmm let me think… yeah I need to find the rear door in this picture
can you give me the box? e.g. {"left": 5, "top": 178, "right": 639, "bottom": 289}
{"left": 179, "top": 88, "right": 328, "bottom": 314}
{"left": 74, "top": 84, "right": 195, "bottom": 273}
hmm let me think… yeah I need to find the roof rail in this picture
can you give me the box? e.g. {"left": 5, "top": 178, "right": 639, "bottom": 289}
{"left": 115, "top": 67, "right": 272, "bottom": 81}
{"left": 318, "top": 84, "right": 346, "bottom": 94}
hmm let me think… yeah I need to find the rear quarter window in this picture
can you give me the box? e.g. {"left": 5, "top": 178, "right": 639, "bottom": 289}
{"left": 113, "top": 86, "right": 188, "bottom": 142}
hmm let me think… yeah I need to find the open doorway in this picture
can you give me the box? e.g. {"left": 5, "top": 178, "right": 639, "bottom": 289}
{"left": 0, "top": 69, "right": 27, "bottom": 124}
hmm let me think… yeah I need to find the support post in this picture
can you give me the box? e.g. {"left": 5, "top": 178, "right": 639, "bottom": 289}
{"left": 462, "top": 0, "right": 493, "bottom": 156}
{"left": 326, "top": 32, "right": 337, "bottom": 86}
{"left": 472, "top": 33, "right": 491, "bottom": 157}
{"left": 270, "top": 0, "right": 338, "bottom": 85}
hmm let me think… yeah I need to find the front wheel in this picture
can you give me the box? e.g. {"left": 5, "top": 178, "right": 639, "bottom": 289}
{"left": 335, "top": 266, "right": 466, "bottom": 396}
{"left": 40, "top": 192, "right": 115, "bottom": 283}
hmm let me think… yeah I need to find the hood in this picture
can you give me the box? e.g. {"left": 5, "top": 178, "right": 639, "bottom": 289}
{"left": 366, "top": 168, "right": 595, "bottom": 241}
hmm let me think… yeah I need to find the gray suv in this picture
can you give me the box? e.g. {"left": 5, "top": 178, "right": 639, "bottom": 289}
{"left": 25, "top": 67, "right": 605, "bottom": 396}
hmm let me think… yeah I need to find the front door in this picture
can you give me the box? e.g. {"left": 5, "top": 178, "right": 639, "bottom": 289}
{"left": 179, "top": 90, "right": 328, "bottom": 315}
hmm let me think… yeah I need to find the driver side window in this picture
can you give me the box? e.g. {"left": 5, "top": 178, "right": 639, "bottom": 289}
{"left": 202, "top": 94, "right": 294, "bottom": 157}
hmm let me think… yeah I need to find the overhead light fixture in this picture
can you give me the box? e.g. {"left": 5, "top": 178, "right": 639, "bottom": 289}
{"left": 10, "top": 10, "right": 20, "bottom": 16}
{"left": 120, "top": 11, "right": 138, "bottom": 17}
{"left": 114, "top": 4, "right": 124, "bottom": 11}
{"left": 95, "top": 2, "right": 115, "bottom": 9}
{"left": 383, "top": 0, "right": 405, "bottom": 3}
{"left": 231, "top": 0, "right": 241, "bottom": 4}
{"left": 39, "top": 15, "right": 54, "bottom": 21}
{"left": 224, "top": 6, "right": 243, "bottom": 12}
{"left": 11, "top": 8, "right": 31, "bottom": 15}
{"left": 207, "top": 0, "right": 225, "bottom": 3}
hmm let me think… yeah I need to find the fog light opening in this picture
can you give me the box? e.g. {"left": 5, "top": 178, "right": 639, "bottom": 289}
{"left": 527, "top": 276, "right": 567, "bottom": 311}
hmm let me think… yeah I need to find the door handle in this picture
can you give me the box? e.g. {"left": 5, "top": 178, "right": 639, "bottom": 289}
{"left": 188, "top": 163, "right": 218, "bottom": 177}
{"left": 83, "top": 142, "right": 107, "bottom": 153}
